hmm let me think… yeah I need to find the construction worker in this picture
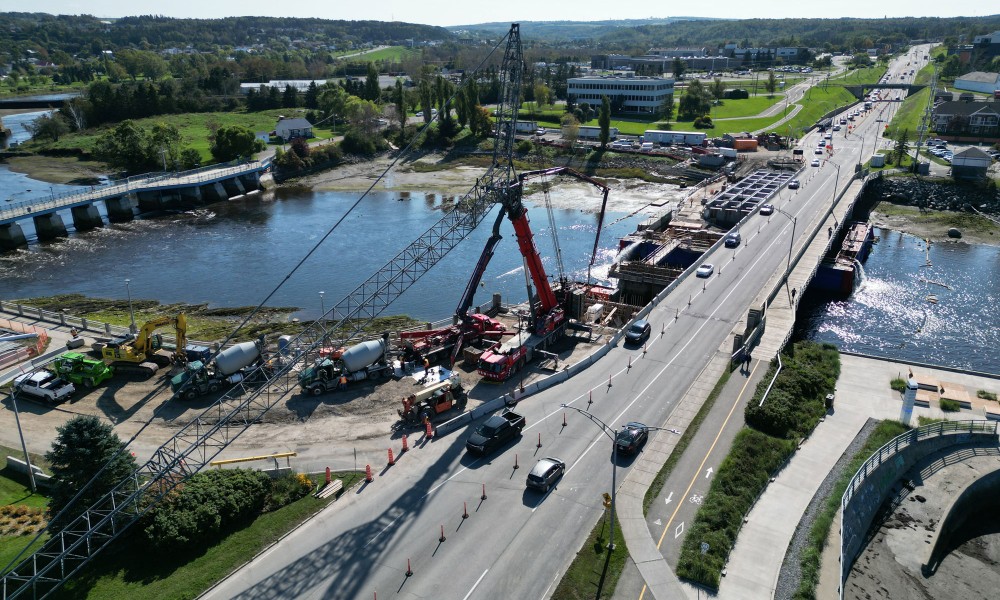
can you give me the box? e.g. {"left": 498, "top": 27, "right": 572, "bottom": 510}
{"left": 338, "top": 374, "right": 348, "bottom": 391}
{"left": 418, "top": 356, "right": 431, "bottom": 384}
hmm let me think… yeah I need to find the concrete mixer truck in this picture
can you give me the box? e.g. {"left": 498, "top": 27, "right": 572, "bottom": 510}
{"left": 171, "top": 339, "right": 268, "bottom": 400}
{"left": 298, "top": 335, "right": 393, "bottom": 396}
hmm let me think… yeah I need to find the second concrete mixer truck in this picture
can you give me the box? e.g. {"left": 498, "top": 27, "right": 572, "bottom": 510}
{"left": 297, "top": 335, "right": 393, "bottom": 396}
{"left": 171, "top": 339, "right": 268, "bottom": 400}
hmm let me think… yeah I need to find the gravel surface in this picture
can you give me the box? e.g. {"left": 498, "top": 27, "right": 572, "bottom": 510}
{"left": 773, "top": 417, "right": 880, "bottom": 600}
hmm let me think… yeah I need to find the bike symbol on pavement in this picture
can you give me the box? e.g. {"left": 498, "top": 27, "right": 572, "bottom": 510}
{"left": 689, "top": 493, "right": 704, "bottom": 505}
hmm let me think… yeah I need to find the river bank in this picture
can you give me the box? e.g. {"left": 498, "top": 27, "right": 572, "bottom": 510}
{"left": 871, "top": 201, "right": 1000, "bottom": 247}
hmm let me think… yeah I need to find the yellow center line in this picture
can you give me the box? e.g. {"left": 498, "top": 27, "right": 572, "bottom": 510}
{"left": 638, "top": 360, "right": 760, "bottom": 600}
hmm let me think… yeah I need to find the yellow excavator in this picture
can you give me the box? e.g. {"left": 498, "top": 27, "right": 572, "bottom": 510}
{"left": 99, "top": 313, "right": 187, "bottom": 379}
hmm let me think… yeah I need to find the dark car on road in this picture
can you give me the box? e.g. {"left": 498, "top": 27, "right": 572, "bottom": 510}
{"left": 615, "top": 422, "right": 649, "bottom": 455}
{"left": 526, "top": 457, "right": 566, "bottom": 492}
{"left": 724, "top": 231, "right": 741, "bottom": 248}
{"left": 624, "top": 319, "right": 651, "bottom": 344}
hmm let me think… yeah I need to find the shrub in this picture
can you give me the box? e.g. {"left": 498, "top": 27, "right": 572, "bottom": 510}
{"left": 890, "top": 377, "right": 907, "bottom": 392}
{"left": 516, "top": 139, "right": 534, "bottom": 153}
{"left": 143, "top": 469, "right": 271, "bottom": 552}
{"left": 977, "top": 390, "right": 997, "bottom": 401}
{"left": 341, "top": 129, "right": 377, "bottom": 155}
{"left": 940, "top": 398, "right": 961, "bottom": 412}
{"left": 265, "top": 472, "right": 314, "bottom": 511}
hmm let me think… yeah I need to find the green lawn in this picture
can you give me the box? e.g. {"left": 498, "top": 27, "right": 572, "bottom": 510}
{"left": 831, "top": 65, "right": 888, "bottom": 86}
{"left": 350, "top": 46, "right": 418, "bottom": 63}
{"left": 1, "top": 448, "right": 51, "bottom": 576}
{"left": 551, "top": 513, "right": 627, "bottom": 600}
{"left": 53, "top": 472, "right": 361, "bottom": 599}
{"left": 711, "top": 95, "right": 785, "bottom": 119}
{"left": 25, "top": 109, "right": 333, "bottom": 162}
{"left": 886, "top": 87, "right": 930, "bottom": 141}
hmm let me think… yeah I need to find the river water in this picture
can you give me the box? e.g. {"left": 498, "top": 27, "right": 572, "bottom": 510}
{"left": 795, "top": 228, "right": 1000, "bottom": 375}
{"left": 0, "top": 160, "right": 674, "bottom": 322}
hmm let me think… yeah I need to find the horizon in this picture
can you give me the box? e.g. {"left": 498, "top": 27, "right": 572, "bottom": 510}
{"left": 12, "top": 1, "right": 999, "bottom": 29}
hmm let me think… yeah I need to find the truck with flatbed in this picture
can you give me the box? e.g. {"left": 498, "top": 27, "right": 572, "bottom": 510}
{"left": 13, "top": 370, "right": 76, "bottom": 404}
{"left": 397, "top": 375, "right": 467, "bottom": 426}
{"left": 465, "top": 410, "right": 525, "bottom": 454}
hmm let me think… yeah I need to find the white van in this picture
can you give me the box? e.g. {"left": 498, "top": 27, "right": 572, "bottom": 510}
{"left": 640, "top": 142, "right": 655, "bottom": 153}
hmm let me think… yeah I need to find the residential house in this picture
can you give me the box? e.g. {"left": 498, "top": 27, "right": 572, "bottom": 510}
{"left": 931, "top": 100, "right": 1000, "bottom": 139}
{"left": 275, "top": 117, "right": 313, "bottom": 141}
{"left": 973, "top": 30, "right": 1000, "bottom": 57}
{"left": 954, "top": 71, "right": 1000, "bottom": 94}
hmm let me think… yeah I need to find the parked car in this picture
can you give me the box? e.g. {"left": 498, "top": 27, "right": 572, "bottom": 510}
{"left": 696, "top": 263, "right": 715, "bottom": 277}
{"left": 788, "top": 179, "right": 800, "bottom": 189}
{"left": 724, "top": 231, "right": 742, "bottom": 248}
{"left": 811, "top": 159, "right": 821, "bottom": 167}
{"left": 760, "top": 204, "right": 774, "bottom": 216}
{"left": 615, "top": 422, "right": 649, "bottom": 455}
{"left": 13, "top": 370, "right": 75, "bottom": 404}
{"left": 624, "top": 319, "right": 651, "bottom": 344}
{"left": 526, "top": 457, "right": 566, "bottom": 492}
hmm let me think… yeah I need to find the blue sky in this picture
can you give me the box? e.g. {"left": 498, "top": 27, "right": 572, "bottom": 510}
{"left": 17, "top": 1, "right": 996, "bottom": 28}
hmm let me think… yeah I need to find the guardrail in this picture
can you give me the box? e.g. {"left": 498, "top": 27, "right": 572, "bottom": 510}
{"left": 838, "top": 419, "right": 999, "bottom": 599}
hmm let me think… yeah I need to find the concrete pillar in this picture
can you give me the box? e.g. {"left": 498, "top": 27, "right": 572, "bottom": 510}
{"left": 221, "top": 176, "right": 245, "bottom": 197}
{"left": 32, "top": 212, "right": 68, "bottom": 241}
{"left": 105, "top": 196, "right": 136, "bottom": 223}
{"left": 136, "top": 190, "right": 164, "bottom": 212}
{"left": 239, "top": 172, "right": 261, "bottom": 192}
{"left": 0, "top": 223, "right": 28, "bottom": 251}
{"left": 71, "top": 204, "right": 104, "bottom": 231}
{"left": 178, "top": 185, "right": 202, "bottom": 207}
{"left": 200, "top": 182, "right": 228, "bottom": 202}
{"left": 159, "top": 190, "right": 182, "bottom": 210}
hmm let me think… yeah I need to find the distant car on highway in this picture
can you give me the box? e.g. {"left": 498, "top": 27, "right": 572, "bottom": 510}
{"left": 788, "top": 179, "right": 800, "bottom": 189}
{"left": 811, "top": 159, "right": 821, "bottom": 167}
{"left": 696, "top": 263, "right": 715, "bottom": 277}
{"left": 724, "top": 231, "right": 742, "bottom": 248}
{"left": 615, "top": 422, "right": 649, "bottom": 455}
{"left": 814, "top": 148, "right": 823, "bottom": 155}
{"left": 760, "top": 204, "right": 774, "bottom": 215}
{"left": 526, "top": 457, "right": 565, "bottom": 492}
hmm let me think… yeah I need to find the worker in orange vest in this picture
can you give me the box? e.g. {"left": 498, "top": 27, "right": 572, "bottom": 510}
{"left": 338, "top": 374, "right": 348, "bottom": 391}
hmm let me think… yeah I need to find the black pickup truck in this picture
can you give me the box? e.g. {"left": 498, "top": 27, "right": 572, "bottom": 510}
{"left": 466, "top": 410, "right": 525, "bottom": 455}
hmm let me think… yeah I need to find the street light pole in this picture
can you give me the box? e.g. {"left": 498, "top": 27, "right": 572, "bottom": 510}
{"left": 561, "top": 404, "right": 619, "bottom": 551}
{"left": 318, "top": 291, "right": 326, "bottom": 331}
{"left": 773, "top": 208, "right": 797, "bottom": 278}
{"left": 125, "top": 278, "right": 136, "bottom": 334}
{"left": 10, "top": 390, "right": 36, "bottom": 493}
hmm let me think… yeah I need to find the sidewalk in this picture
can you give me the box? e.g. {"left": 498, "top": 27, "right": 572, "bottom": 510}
{"left": 717, "top": 353, "right": 1000, "bottom": 600}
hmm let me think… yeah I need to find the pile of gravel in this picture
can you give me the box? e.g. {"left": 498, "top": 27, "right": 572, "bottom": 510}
{"left": 773, "top": 418, "right": 881, "bottom": 600}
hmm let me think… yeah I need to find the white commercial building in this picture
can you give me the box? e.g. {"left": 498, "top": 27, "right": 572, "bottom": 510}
{"left": 954, "top": 71, "right": 1000, "bottom": 95}
{"left": 567, "top": 75, "right": 674, "bottom": 114}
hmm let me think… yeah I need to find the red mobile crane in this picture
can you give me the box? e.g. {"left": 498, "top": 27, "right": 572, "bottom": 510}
{"left": 476, "top": 167, "right": 610, "bottom": 382}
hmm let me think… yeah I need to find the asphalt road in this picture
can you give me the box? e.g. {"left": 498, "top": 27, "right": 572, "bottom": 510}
{"left": 201, "top": 50, "right": 928, "bottom": 600}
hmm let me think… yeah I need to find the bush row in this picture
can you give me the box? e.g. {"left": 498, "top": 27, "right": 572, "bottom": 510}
{"left": 142, "top": 469, "right": 313, "bottom": 552}
{"left": 676, "top": 341, "right": 840, "bottom": 589}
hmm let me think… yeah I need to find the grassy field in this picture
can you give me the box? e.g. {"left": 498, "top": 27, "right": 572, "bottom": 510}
{"left": 551, "top": 513, "right": 627, "bottom": 600}
{"left": 0, "top": 447, "right": 51, "bottom": 576}
{"left": 348, "top": 46, "right": 417, "bottom": 63}
{"left": 783, "top": 85, "right": 859, "bottom": 137}
{"left": 885, "top": 87, "right": 930, "bottom": 141}
{"left": 873, "top": 202, "right": 1000, "bottom": 238}
{"left": 26, "top": 109, "right": 332, "bottom": 162}
{"left": 831, "top": 65, "right": 888, "bottom": 86}
{"left": 52, "top": 472, "right": 360, "bottom": 599}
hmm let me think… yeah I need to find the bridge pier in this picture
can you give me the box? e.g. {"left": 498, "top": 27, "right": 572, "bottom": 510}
{"left": 179, "top": 185, "right": 202, "bottom": 207}
{"left": 71, "top": 204, "right": 104, "bottom": 231}
{"left": 239, "top": 172, "right": 261, "bottom": 193}
{"left": 136, "top": 190, "right": 165, "bottom": 211}
{"left": 201, "top": 182, "right": 228, "bottom": 203}
{"left": 0, "top": 223, "right": 28, "bottom": 251}
{"left": 32, "top": 212, "right": 68, "bottom": 241}
{"left": 221, "top": 176, "right": 245, "bottom": 197}
{"left": 105, "top": 196, "right": 136, "bottom": 223}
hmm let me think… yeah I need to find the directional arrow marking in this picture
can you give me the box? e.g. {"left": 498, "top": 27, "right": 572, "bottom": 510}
{"left": 705, "top": 467, "right": 714, "bottom": 478}
{"left": 665, "top": 492, "right": 674, "bottom": 506}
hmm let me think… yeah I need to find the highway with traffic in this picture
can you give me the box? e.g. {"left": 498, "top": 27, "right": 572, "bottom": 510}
{"left": 202, "top": 47, "right": 931, "bottom": 600}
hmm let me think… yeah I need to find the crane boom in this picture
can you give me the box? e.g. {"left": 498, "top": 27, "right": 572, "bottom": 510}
{"left": 1, "top": 23, "right": 525, "bottom": 600}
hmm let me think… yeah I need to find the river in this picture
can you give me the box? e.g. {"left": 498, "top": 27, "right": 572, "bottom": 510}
{"left": 795, "top": 228, "right": 1000, "bottom": 375}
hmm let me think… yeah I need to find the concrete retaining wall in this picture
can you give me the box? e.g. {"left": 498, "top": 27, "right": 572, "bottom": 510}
{"left": 841, "top": 427, "right": 999, "bottom": 585}
{"left": 5, "top": 456, "right": 53, "bottom": 490}
{"left": 924, "top": 466, "right": 1000, "bottom": 574}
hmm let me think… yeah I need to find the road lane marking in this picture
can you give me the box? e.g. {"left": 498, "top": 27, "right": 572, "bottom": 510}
{"left": 462, "top": 569, "right": 489, "bottom": 600}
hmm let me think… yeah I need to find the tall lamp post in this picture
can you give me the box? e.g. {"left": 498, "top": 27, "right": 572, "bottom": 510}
{"left": 318, "top": 291, "right": 326, "bottom": 332}
{"left": 561, "top": 404, "right": 620, "bottom": 551}
{"left": 830, "top": 160, "right": 842, "bottom": 227}
{"left": 124, "top": 278, "right": 136, "bottom": 334}
{"left": 772, "top": 208, "right": 798, "bottom": 278}
{"left": 9, "top": 389, "right": 36, "bottom": 492}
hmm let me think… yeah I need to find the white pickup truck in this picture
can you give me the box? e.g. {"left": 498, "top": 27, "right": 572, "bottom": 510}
{"left": 13, "top": 370, "right": 76, "bottom": 404}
